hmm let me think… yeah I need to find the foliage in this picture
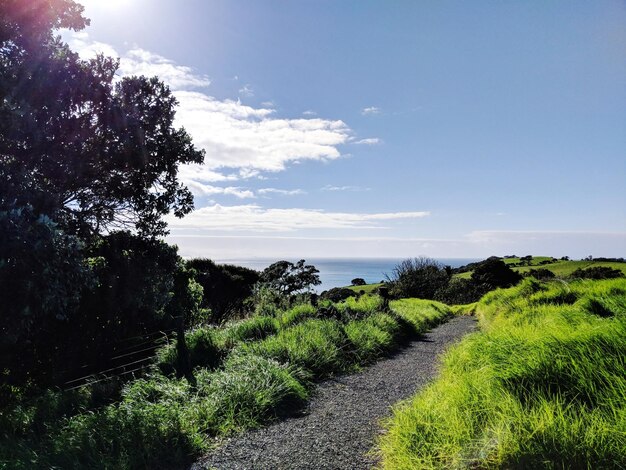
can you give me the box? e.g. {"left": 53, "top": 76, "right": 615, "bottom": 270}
{"left": 470, "top": 256, "right": 522, "bottom": 289}
{"left": 433, "top": 277, "right": 487, "bottom": 305}
{"left": 320, "top": 287, "right": 358, "bottom": 303}
{"left": 523, "top": 267, "right": 556, "bottom": 280}
{"left": 0, "top": 206, "right": 91, "bottom": 384}
{"left": 245, "top": 319, "right": 352, "bottom": 376}
{"left": 222, "top": 316, "right": 279, "bottom": 344}
{"left": 379, "top": 279, "right": 626, "bottom": 469}
{"left": 0, "top": 0, "right": 204, "bottom": 238}
{"left": 156, "top": 327, "right": 222, "bottom": 377}
{"left": 345, "top": 313, "right": 403, "bottom": 363}
{"left": 186, "top": 258, "right": 260, "bottom": 324}
{"left": 571, "top": 266, "right": 625, "bottom": 280}
{"left": 386, "top": 257, "right": 451, "bottom": 300}
{"left": 1, "top": 293, "right": 454, "bottom": 468}
{"left": 259, "top": 259, "right": 321, "bottom": 296}
{"left": 351, "top": 277, "right": 366, "bottom": 286}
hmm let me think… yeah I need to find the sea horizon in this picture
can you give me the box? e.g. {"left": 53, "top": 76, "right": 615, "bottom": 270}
{"left": 213, "top": 257, "right": 482, "bottom": 291}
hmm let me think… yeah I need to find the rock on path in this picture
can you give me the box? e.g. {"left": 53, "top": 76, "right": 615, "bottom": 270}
{"left": 192, "top": 315, "right": 477, "bottom": 470}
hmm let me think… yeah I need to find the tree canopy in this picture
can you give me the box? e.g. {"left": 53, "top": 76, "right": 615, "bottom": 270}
{"left": 0, "top": 0, "right": 204, "bottom": 238}
{"left": 260, "top": 260, "right": 321, "bottom": 295}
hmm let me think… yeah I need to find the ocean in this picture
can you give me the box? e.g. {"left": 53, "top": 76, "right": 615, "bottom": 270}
{"left": 214, "top": 258, "right": 480, "bottom": 292}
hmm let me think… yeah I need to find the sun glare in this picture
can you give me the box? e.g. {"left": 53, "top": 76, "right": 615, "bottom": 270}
{"left": 79, "top": 0, "right": 129, "bottom": 10}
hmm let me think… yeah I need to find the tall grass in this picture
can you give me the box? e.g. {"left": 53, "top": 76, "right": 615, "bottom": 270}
{"left": 378, "top": 278, "right": 626, "bottom": 469}
{"left": 1, "top": 295, "right": 453, "bottom": 469}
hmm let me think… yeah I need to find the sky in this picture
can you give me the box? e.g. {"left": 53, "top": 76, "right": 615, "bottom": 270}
{"left": 63, "top": 0, "right": 626, "bottom": 259}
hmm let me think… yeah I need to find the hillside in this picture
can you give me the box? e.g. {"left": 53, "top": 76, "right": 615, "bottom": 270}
{"left": 379, "top": 277, "right": 626, "bottom": 468}
{"left": 456, "top": 256, "right": 626, "bottom": 279}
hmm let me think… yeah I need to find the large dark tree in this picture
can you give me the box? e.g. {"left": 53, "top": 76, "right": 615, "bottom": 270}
{"left": 0, "top": 0, "right": 205, "bottom": 385}
{"left": 260, "top": 260, "right": 321, "bottom": 296}
{"left": 0, "top": 0, "right": 204, "bottom": 238}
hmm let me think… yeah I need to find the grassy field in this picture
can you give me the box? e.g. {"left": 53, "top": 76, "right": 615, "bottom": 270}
{"left": 456, "top": 257, "right": 626, "bottom": 279}
{"left": 346, "top": 282, "right": 383, "bottom": 294}
{"left": 378, "top": 277, "right": 626, "bottom": 469}
{"left": 1, "top": 295, "right": 451, "bottom": 469}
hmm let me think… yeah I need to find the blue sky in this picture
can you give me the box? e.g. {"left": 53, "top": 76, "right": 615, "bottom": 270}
{"left": 66, "top": 0, "right": 625, "bottom": 259}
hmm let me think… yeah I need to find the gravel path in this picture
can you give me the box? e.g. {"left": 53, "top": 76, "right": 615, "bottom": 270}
{"left": 192, "top": 315, "right": 477, "bottom": 470}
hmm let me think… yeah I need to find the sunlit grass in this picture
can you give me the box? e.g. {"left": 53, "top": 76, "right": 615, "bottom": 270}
{"left": 378, "top": 278, "right": 626, "bottom": 469}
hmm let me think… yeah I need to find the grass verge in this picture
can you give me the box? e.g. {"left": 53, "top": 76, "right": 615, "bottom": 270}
{"left": 2, "top": 295, "right": 451, "bottom": 469}
{"left": 378, "top": 278, "right": 626, "bottom": 469}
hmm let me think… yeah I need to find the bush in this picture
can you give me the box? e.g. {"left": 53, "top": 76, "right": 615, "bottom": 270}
{"left": 351, "top": 278, "right": 366, "bottom": 286}
{"left": 186, "top": 258, "right": 260, "bottom": 324}
{"left": 0, "top": 207, "right": 91, "bottom": 385}
{"left": 386, "top": 257, "right": 451, "bottom": 300}
{"left": 524, "top": 268, "right": 556, "bottom": 280}
{"left": 571, "top": 266, "right": 625, "bottom": 280}
{"left": 157, "top": 327, "right": 222, "bottom": 376}
{"left": 434, "top": 278, "right": 487, "bottom": 304}
{"left": 471, "top": 256, "right": 522, "bottom": 289}
{"left": 320, "top": 287, "right": 357, "bottom": 303}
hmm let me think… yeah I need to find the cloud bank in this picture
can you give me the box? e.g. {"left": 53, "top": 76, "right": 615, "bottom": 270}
{"left": 168, "top": 205, "right": 430, "bottom": 232}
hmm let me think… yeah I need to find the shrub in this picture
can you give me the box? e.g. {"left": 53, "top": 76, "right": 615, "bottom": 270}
{"left": 186, "top": 258, "right": 260, "bottom": 324}
{"left": 471, "top": 256, "right": 522, "bottom": 289}
{"left": 386, "top": 257, "right": 451, "bottom": 300}
{"left": 524, "top": 268, "right": 556, "bottom": 280}
{"left": 351, "top": 278, "right": 367, "bottom": 286}
{"left": 434, "top": 277, "right": 487, "bottom": 304}
{"left": 571, "top": 266, "right": 625, "bottom": 280}
{"left": 320, "top": 287, "right": 357, "bottom": 303}
{"left": 157, "top": 327, "right": 222, "bottom": 376}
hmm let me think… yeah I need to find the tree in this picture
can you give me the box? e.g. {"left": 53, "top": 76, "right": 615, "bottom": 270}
{"left": 386, "top": 257, "right": 451, "bottom": 300}
{"left": 186, "top": 258, "right": 260, "bottom": 324}
{"left": 259, "top": 260, "right": 321, "bottom": 296}
{"left": 471, "top": 257, "right": 522, "bottom": 289}
{"left": 0, "top": 0, "right": 204, "bottom": 238}
{"left": 0, "top": 206, "right": 91, "bottom": 384}
{"left": 351, "top": 277, "right": 366, "bottom": 286}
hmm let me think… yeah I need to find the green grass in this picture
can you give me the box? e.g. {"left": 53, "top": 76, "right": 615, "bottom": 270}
{"left": 456, "top": 257, "right": 626, "bottom": 280}
{"left": 378, "top": 278, "right": 626, "bottom": 469}
{"left": 346, "top": 282, "right": 383, "bottom": 294}
{"left": 2, "top": 294, "right": 452, "bottom": 469}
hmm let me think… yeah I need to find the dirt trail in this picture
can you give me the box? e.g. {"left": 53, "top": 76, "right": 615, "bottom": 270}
{"left": 192, "top": 315, "right": 477, "bottom": 470}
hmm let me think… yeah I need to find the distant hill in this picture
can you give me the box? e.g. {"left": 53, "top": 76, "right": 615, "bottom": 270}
{"left": 455, "top": 256, "right": 626, "bottom": 279}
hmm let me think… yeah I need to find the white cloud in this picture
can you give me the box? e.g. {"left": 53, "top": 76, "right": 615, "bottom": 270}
{"left": 238, "top": 84, "right": 254, "bottom": 97}
{"left": 168, "top": 205, "right": 430, "bottom": 232}
{"left": 321, "top": 185, "right": 370, "bottom": 192}
{"left": 65, "top": 31, "right": 352, "bottom": 184}
{"left": 185, "top": 182, "right": 255, "bottom": 199}
{"left": 354, "top": 138, "right": 382, "bottom": 145}
{"left": 67, "top": 31, "right": 118, "bottom": 59}
{"left": 258, "top": 188, "right": 306, "bottom": 196}
{"left": 118, "top": 49, "right": 212, "bottom": 90}
{"left": 361, "top": 106, "right": 381, "bottom": 116}
{"left": 174, "top": 91, "right": 351, "bottom": 172}
{"left": 303, "top": 110, "right": 317, "bottom": 116}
